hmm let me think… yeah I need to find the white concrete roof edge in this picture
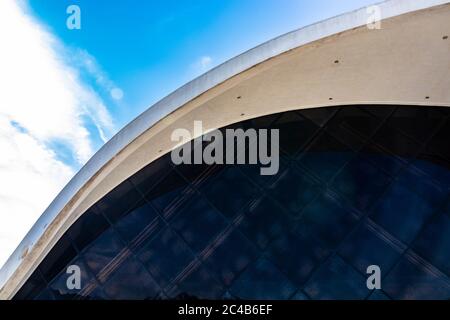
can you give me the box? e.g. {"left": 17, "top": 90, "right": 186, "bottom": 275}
{"left": 0, "top": 0, "right": 448, "bottom": 293}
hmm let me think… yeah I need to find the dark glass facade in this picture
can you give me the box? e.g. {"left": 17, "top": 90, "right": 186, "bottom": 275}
{"left": 14, "top": 105, "right": 450, "bottom": 300}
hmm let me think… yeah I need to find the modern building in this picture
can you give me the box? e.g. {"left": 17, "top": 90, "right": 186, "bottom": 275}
{"left": 1, "top": 0, "right": 450, "bottom": 300}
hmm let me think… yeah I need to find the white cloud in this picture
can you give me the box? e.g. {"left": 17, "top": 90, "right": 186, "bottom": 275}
{"left": 193, "top": 55, "right": 213, "bottom": 74}
{"left": 200, "top": 56, "right": 213, "bottom": 70}
{"left": 110, "top": 88, "right": 124, "bottom": 101}
{"left": 0, "top": 1, "right": 115, "bottom": 267}
{"left": 70, "top": 48, "right": 124, "bottom": 102}
{"left": 0, "top": 117, "right": 74, "bottom": 267}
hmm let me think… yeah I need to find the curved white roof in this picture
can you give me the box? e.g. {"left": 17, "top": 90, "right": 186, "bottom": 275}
{"left": 1, "top": 0, "right": 449, "bottom": 299}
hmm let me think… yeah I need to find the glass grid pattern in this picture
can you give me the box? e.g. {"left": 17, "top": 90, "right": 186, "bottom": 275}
{"left": 14, "top": 105, "right": 450, "bottom": 300}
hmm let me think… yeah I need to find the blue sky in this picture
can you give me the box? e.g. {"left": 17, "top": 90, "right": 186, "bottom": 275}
{"left": 0, "top": 0, "right": 377, "bottom": 267}
{"left": 29, "top": 0, "right": 377, "bottom": 135}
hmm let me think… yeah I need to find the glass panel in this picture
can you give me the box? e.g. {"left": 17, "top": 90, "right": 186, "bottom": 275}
{"left": 269, "top": 168, "right": 321, "bottom": 215}
{"left": 298, "top": 132, "right": 356, "bottom": 182}
{"left": 267, "top": 231, "right": 330, "bottom": 285}
{"left": 298, "top": 192, "right": 358, "bottom": 249}
{"left": 137, "top": 227, "right": 196, "bottom": 289}
{"left": 15, "top": 105, "right": 450, "bottom": 300}
{"left": 229, "top": 258, "right": 297, "bottom": 300}
{"left": 383, "top": 253, "right": 450, "bottom": 300}
{"left": 102, "top": 257, "right": 160, "bottom": 300}
{"left": 332, "top": 155, "right": 392, "bottom": 212}
{"left": 413, "top": 213, "right": 450, "bottom": 275}
{"left": 82, "top": 228, "right": 125, "bottom": 277}
{"left": 370, "top": 182, "right": 435, "bottom": 244}
{"left": 338, "top": 221, "right": 403, "bottom": 274}
{"left": 97, "top": 180, "right": 143, "bottom": 224}
{"left": 239, "top": 197, "right": 291, "bottom": 250}
{"left": 67, "top": 207, "right": 110, "bottom": 252}
{"left": 200, "top": 167, "right": 259, "bottom": 218}
{"left": 204, "top": 229, "right": 258, "bottom": 287}
{"left": 13, "top": 271, "right": 47, "bottom": 300}
{"left": 48, "top": 256, "right": 96, "bottom": 300}
{"left": 303, "top": 256, "right": 369, "bottom": 300}
{"left": 168, "top": 263, "right": 224, "bottom": 299}
{"left": 38, "top": 235, "right": 77, "bottom": 283}
{"left": 171, "top": 196, "right": 228, "bottom": 254}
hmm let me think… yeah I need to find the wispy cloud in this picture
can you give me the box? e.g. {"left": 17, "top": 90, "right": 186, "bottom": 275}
{"left": 192, "top": 55, "right": 213, "bottom": 75}
{"left": 0, "top": 1, "right": 116, "bottom": 267}
{"left": 0, "top": 117, "right": 74, "bottom": 267}
{"left": 71, "top": 48, "right": 125, "bottom": 103}
{"left": 199, "top": 56, "right": 213, "bottom": 71}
